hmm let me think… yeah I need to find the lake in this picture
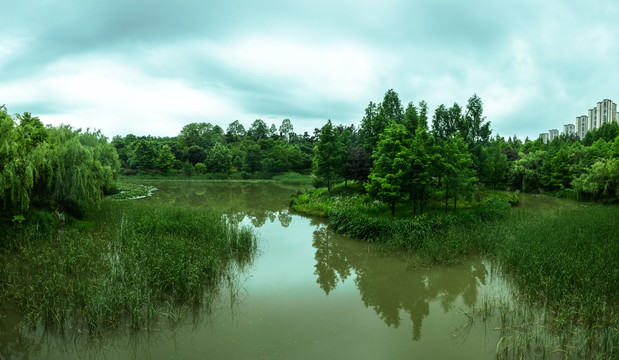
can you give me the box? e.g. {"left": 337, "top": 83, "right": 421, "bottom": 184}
{"left": 0, "top": 180, "right": 510, "bottom": 359}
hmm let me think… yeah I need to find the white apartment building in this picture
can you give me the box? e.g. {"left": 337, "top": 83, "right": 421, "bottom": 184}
{"left": 548, "top": 129, "right": 560, "bottom": 142}
{"left": 539, "top": 132, "right": 549, "bottom": 144}
{"left": 563, "top": 124, "right": 575, "bottom": 137}
{"left": 588, "top": 99, "right": 617, "bottom": 131}
{"left": 576, "top": 115, "right": 588, "bottom": 139}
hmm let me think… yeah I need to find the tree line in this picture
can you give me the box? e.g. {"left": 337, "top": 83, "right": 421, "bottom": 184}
{"left": 2, "top": 90, "right": 618, "bottom": 223}
{"left": 111, "top": 118, "right": 314, "bottom": 177}
{"left": 313, "top": 90, "right": 619, "bottom": 215}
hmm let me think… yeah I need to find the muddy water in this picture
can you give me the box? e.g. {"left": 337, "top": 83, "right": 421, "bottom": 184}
{"left": 0, "top": 180, "right": 507, "bottom": 359}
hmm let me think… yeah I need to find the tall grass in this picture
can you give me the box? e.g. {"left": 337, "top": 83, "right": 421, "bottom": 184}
{"left": 0, "top": 200, "right": 256, "bottom": 333}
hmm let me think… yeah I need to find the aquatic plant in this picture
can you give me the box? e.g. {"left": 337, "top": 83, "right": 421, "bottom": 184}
{"left": 0, "top": 199, "right": 257, "bottom": 333}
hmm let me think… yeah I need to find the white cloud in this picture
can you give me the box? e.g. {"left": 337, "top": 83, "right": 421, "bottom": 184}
{"left": 0, "top": 56, "right": 240, "bottom": 136}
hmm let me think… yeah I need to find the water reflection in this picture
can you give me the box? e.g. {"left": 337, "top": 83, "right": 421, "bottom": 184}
{"left": 142, "top": 180, "right": 297, "bottom": 228}
{"left": 312, "top": 225, "right": 487, "bottom": 341}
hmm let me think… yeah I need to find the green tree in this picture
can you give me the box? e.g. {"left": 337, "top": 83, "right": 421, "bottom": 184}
{"left": 187, "top": 145, "right": 207, "bottom": 165}
{"left": 408, "top": 128, "right": 435, "bottom": 215}
{"left": 279, "top": 118, "right": 294, "bottom": 142}
{"left": 439, "top": 136, "right": 477, "bottom": 213}
{"left": 402, "top": 102, "right": 419, "bottom": 134}
{"left": 572, "top": 157, "right": 619, "bottom": 203}
{"left": 550, "top": 147, "right": 571, "bottom": 190}
{"left": 365, "top": 122, "right": 412, "bottom": 217}
{"left": 248, "top": 119, "right": 269, "bottom": 141}
{"left": 313, "top": 120, "right": 344, "bottom": 192}
{"left": 205, "top": 142, "right": 232, "bottom": 173}
{"left": 226, "top": 120, "right": 246, "bottom": 142}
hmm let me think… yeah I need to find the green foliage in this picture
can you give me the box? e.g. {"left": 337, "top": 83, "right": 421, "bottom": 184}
{"left": 438, "top": 136, "right": 477, "bottom": 213}
{"left": 572, "top": 157, "right": 619, "bottom": 203}
{"left": 313, "top": 120, "right": 345, "bottom": 192}
{"left": 205, "top": 142, "right": 232, "bottom": 173}
{"left": 0, "top": 199, "right": 256, "bottom": 332}
{"left": 365, "top": 122, "right": 412, "bottom": 216}
{"left": 0, "top": 106, "right": 120, "bottom": 220}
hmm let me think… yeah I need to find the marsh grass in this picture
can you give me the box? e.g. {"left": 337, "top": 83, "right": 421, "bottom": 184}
{"left": 450, "top": 205, "right": 618, "bottom": 359}
{"left": 0, "top": 199, "right": 256, "bottom": 334}
{"left": 271, "top": 172, "right": 313, "bottom": 185}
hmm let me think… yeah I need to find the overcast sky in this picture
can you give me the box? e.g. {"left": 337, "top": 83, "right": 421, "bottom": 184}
{"left": 1, "top": 0, "right": 617, "bottom": 140}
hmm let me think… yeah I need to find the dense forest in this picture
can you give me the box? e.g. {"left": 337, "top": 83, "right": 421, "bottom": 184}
{"left": 111, "top": 118, "right": 313, "bottom": 177}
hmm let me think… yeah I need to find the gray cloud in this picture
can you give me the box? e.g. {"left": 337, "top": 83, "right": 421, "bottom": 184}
{"left": 1, "top": 0, "right": 618, "bottom": 139}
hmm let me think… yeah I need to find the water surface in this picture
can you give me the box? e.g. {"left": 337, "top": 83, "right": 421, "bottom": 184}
{"left": 1, "top": 180, "right": 507, "bottom": 359}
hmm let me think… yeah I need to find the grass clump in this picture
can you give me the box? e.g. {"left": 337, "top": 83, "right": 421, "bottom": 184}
{"left": 0, "top": 200, "right": 257, "bottom": 334}
{"left": 272, "top": 172, "right": 313, "bottom": 185}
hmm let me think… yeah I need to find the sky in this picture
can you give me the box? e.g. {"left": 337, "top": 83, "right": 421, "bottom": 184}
{"left": 1, "top": 0, "right": 618, "bottom": 141}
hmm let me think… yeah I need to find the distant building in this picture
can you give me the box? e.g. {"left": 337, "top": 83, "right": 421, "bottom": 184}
{"left": 548, "top": 129, "right": 559, "bottom": 142}
{"left": 539, "top": 132, "right": 549, "bottom": 144}
{"left": 563, "top": 124, "right": 575, "bottom": 137}
{"left": 576, "top": 115, "right": 588, "bottom": 139}
{"left": 588, "top": 99, "right": 617, "bottom": 131}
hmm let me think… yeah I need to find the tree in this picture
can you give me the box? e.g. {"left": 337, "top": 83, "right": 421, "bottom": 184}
{"left": 226, "top": 120, "right": 246, "bottom": 142}
{"left": 205, "top": 142, "right": 232, "bottom": 173}
{"left": 550, "top": 147, "right": 570, "bottom": 190}
{"left": 365, "top": 122, "right": 412, "bottom": 217}
{"left": 462, "top": 94, "right": 491, "bottom": 144}
{"left": 439, "top": 136, "right": 477, "bottom": 213}
{"left": 408, "top": 128, "right": 435, "bottom": 215}
{"left": 380, "top": 89, "right": 404, "bottom": 124}
{"left": 478, "top": 141, "right": 508, "bottom": 189}
{"left": 572, "top": 157, "right": 619, "bottom": 203}
{"left": 248, "top": 119, "right": 268, "bottom": 141}
{"left": 279, "top": 118, "right": 294, "bottom": 142}
{"left": 418, "top": 100, "right": 429, "bottom": 130}
{"left": 359, "top": 101, "right": 384, "bottom": 153}
{"left": 313, "top": 120, "right": 344, "bottom": 192}
{"left": 403, "top": 102, "right": 419, "bottom": 134}
{"left": 187, "top": 145, "right": 207, "bottom": 165}
{"left": 344, "top": 145, "right": 371, "bottom": 183}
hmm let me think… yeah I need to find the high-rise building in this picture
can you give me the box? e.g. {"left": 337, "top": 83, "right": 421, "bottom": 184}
{"left": 563, "top": 124, "right": 575, "bottom": 137}
{"left": 588, "top": 99, "right": 617, "bottom": 131}
{"left": 576, "top": 115, "right": 588, "bottom": 139}
{"left": 539, "top": 133, "right": 549, "bottom": 144}
{"left": 548, "top": 129, "right": 559, "bottom": 142}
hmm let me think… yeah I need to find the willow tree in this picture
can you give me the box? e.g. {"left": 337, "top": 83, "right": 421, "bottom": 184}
{"left": 1, "top": 106, "right": 119, "bottom": 220}
{"left": 0, "top": 107, "right": 49, "bottom": 212}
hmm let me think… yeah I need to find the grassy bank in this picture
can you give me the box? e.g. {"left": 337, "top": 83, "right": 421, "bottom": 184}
{"left": 291, "top": 184, "right": 618, "bottom": 358}
{"left": 0, "top": 199, "right": 256, "bottom": 334}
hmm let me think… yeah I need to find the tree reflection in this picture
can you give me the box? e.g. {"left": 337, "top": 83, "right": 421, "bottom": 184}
{"left": 312, "top": 225, "right": 487, "bottom": 341}
{"left": 147, "top": 181, "right": 299, "bottom": 229}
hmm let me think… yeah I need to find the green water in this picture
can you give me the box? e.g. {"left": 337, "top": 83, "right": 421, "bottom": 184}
{"left": 0, "top": 180, "right": 508, "bottom": 359}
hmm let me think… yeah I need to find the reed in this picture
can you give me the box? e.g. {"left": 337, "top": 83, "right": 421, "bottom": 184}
{"left": 0, "top": 199, "right": 256, "bottom": 334}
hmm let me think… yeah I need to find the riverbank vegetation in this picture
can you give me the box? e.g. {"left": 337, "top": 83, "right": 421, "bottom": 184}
{"left": 0, "top": 106, "right": 257, "bottom": 334}
{"left": 0, "top": 199, "right": 257, "bottom": 333}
